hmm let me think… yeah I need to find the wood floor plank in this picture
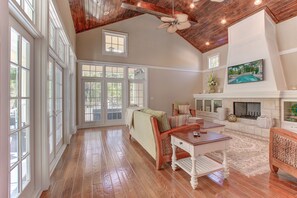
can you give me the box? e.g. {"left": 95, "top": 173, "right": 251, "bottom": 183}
{"left": 41, "top": 126, "right": 297, "bottom": 198}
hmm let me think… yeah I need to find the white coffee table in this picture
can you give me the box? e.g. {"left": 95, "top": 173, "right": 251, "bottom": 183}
{"left": 171, "top": 132, "right": 231, "bottom": 189}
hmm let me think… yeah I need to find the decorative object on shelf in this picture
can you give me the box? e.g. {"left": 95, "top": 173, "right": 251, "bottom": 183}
{"left": 208, "top": 70, "right": 218, "bottom": 93}
{"left": 217, "top": 107, "right": 228, "bottom": 121}
{"left": 291, "top": 104, "right": 297, "bottom": 116}
{"left": 257, "top": 115, "right": 275, "bottom": 129}
{"left": 227, "top": 114, "right": 237, "bottom": 122}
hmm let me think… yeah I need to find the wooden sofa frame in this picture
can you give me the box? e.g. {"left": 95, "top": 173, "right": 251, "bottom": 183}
{"left": 269, "top": 128, "right": 297, "bottom": 178}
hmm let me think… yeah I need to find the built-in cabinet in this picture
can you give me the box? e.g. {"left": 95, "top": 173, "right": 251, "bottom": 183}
{"left": 281, "top": 99, "right": 297, "bottom": 133}
{"left": 195, "top": 98, "right": 222, "bottom": 113}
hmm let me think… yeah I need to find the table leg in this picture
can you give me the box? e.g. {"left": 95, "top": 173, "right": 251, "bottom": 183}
{"left": 171, "top": 144, "right": 177, "bottom": 171}
{"left": 190, "top": 156, "right": 198, "bottom": 189}
{"left": 223, "top": 150, "right": 229, "bottom": 179}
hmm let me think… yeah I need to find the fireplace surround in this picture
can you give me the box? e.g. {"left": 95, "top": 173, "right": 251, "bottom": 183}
{"left": 233, "top": 102, "right": 261, "bottom": 120}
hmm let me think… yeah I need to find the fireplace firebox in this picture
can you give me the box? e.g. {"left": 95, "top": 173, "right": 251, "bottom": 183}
{"left": 233, "top": 102, "right": 261, "bottom": 120}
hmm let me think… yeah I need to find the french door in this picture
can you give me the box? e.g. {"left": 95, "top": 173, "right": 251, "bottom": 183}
{"left": 48, "top": 57, "right": 64, "bottom": 164}
{"left": 9, "top": 18, "right": 34, "bottom": 198}
{"left": 82, "top": 66, "right": 124, "bottom": 126}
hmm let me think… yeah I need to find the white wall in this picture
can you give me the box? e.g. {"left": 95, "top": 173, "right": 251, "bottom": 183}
{"left": 76, "top": 14, "right": 202, "bottom": 70}
{"left": 0, "top": 1, "right": 9, "bottom": 197}
{"left": 277, "top": 16, "right": 297, "bottom": 89}
{"left": 202, "top": 45, "right": 228, "bottom": 92}
{"left": 53, "top": 0, "right": 76, "bottom": 51}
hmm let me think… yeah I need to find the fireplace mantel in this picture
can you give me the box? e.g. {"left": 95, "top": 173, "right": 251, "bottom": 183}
{"left": 194, "top": 91, "right": 297, "bottom": 99}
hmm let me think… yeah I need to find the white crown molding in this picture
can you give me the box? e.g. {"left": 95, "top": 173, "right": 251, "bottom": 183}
{"left": 279, "top": 47, "right": 297, "bottom": 56}
{"left": 77, "top": 59, "right": 201, "bottom": 73}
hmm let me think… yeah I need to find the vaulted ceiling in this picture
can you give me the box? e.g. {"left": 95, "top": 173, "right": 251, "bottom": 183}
{"left": 68, "top": 0, "right": 297, "bottom": 52}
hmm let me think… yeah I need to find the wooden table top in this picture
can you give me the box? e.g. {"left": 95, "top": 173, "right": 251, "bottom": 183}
{"left": 200, "top": 121, "right": 225, "bottom": 129}
{"left": 172, "top": 132, "right": 232, "bottom": 146}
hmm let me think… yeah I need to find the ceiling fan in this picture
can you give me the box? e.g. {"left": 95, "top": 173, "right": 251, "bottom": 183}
{"left": 158, "top": 0, "right": 191, "bottom": 33}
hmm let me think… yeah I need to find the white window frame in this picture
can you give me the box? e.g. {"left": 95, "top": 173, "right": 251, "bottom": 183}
{"left": 208, "top": 53, "right": 220, "bottom": 69}
{"left": 102, "top": 30, "right": 128, "bottom": 57}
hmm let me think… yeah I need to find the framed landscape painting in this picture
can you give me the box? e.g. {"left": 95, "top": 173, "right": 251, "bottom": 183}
{"left": 228, "top": 59, "right": 264, "bottom": 84}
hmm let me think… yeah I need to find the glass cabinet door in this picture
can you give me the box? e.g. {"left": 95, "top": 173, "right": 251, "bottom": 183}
{"left": 196, "top": 100, "right": 203, "bottom": 111}
{"left": 204, "top": 100, "right": 212, "bottom": 112}
{"left": 283, "top": 101, "right": 297, "bottom": 123}
{"left": 214, "top": 100, "right": 222, "bottom": 113}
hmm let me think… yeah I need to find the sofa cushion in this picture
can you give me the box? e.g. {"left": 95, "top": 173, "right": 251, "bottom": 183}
{"left": 178, "top": 104, "right": 191, "bottom": 115}
{"left": 142, "top": 108, "right": 171, "bottom": 132}
{"left": 168, "top": 115, "right": 190, "bottom": 128}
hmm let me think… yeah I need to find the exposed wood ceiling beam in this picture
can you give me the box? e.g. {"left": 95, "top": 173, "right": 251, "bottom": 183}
{"left": 121, "top": 1, "right": 197, "bottom": 23}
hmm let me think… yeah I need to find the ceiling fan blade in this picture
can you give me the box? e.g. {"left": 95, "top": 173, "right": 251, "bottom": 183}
{"left": 167, "top": 25, "right": 178, "bottom": 33}
{"left": 175, "top": 14, "right": 188, "bottom": 23}
{"left": 161, "top": 16, "right": 175, "bottom": 22}
{"left": 158, "top": 23, "right": 170, "bottom": 29}
{"left": 177, "top": 21, "right": 191, "bottom": 30}
{"left": 211, "top": 0, "right": 224, "bottom": 2}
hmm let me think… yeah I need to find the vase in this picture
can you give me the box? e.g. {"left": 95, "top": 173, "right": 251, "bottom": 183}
{"left": 208, "top": 85, "right": 216, "bottom": 93}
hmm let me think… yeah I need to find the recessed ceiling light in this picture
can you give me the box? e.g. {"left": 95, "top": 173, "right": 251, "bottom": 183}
{"left": 206, "top": 42, "right": 210, "bottom": 46}
{"left": 221, "top": 18, "right": 227, "bottom": 24}
{"left": 137, "top": 2, "right": 142, "bottom": 7}
{"left": 190, "top": 2, "right": 195, "bottom": 9}
{"left": 254, "top": 0, "right": 262, "bottom": 5}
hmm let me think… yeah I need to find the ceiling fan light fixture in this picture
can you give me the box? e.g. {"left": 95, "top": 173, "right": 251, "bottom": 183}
{"left": 254, "top": 0, "right": 262, "bottom": 5}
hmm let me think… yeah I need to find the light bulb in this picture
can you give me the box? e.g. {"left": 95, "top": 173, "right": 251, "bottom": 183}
{"left": 221, "top": 18, "right": 227, "bottom": 24}
{"left": 190, "top": 2, "right": 195, "bottom": 9}
{"left": 205, "top": 42, "right": 210, "bottom": 46}
{"left": 254, "top": 0, "right": 262, "bottom": 5}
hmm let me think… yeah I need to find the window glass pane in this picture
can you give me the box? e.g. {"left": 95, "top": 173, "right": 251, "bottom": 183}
{"left": 49, "top": 21, "right": 55, "bottom": 49}
{"left": 118, "top": 45, "right": 124, "bottom": 53}
{"left": 10, "top": 132, "right": 19, "bottom": 165}
{"left": 106, "top": 66, "right": 124, "bottom": 78}
{"left": 107, "top": 82, "right": 122, "bottom": 120}
{"left": 22, "top": 156, "right": 30, "bottom": 190}
{"left": 105, "top": 44, "right": 112, "bottom": 52}
{"left": 58, "top": 35, "right": 65, "bottom": 61}
{"left": 11, "top": 29, "right": 19, "bottom": 64}
{"left": 84, "top": 82, "right": 101, "bottom": 122}
{"left": 16, "top": 0, "right": 21, "bottom": 4}
{"left": 209, "top": 55, "right": 219, "bottom": 69}
{"left": 21, "top": 127, "right": 30, "bottom": 156}
{"left": 129, "top": 83, "right": 144, "bottom": 107}
{"left": 10, "top": 65, "right": 18, "bottom": 97}
{"left": 21, "top": 99, "right": 30, "bottom": 127}
{"left": 118, "top": 37, "right": 124, "bottom": 45}
{"left": 10, "top": 99, "right": 19, "bottom": 131}
{"left": 10, "top": 165, "right": 19, "bottom": 198}
{"left": 111, "top": 36, "right": 117, "bottom": 44}
{"left": 22, "top": 38, "right": 30, "bottom": 68}
{"left": 106, "top": 35, "right": 111, "bottom": 43}
{"left": 24, "top": 1, "right": 34, "bottom": 21}
{"left": 128, "top": 68, "right": 145, "bottom": 79}
{"left": 21, "top": 69, "right": 30, "bottom": 97}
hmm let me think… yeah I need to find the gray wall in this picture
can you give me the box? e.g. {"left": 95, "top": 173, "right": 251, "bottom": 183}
{"left": 76, "top": 14, "right": 202, "bottom": 70}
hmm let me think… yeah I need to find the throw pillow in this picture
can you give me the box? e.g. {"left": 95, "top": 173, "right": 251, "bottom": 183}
{"left": 141, "top": 108, "right": 171, "bottom": 132}
{"left": 168, "top": 115, "right": 190, "bottom": 128}
{"left": 178, "top": 105, "right": 191, "bottom": 115}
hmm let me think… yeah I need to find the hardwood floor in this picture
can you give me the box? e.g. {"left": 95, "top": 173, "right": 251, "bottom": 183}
{"left": 41, "top": 126, "right": 297, "bottom": 198}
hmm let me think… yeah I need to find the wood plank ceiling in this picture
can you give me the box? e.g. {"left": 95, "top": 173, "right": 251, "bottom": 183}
{"left": 68, "top": 0, "right": 297, "bottom": 52}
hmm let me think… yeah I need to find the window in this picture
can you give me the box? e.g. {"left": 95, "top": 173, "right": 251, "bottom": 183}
{"left": 128, "top": 68, "right": 145, "bottom": 107}
{"left": 49, "top": 20, "right": 55, "bottom": 49}
{"left": 10, "top": 27, "right": 32, "bottom": 198}
{"left": 208, "top": 54, "right": 220, "bottom": 69}
{"left": 102, "top": 30, "right": 128, "bottom": 56}
{"left": 82, "top": 65, "right": 103, "bottom": 77}
{"left": 10, "top": 0, "right": 35, "bottom": 22}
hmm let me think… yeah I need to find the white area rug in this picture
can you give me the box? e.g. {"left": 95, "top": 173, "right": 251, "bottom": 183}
{"left": 208, "top": 129, "right": 270, "bottom": 177}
